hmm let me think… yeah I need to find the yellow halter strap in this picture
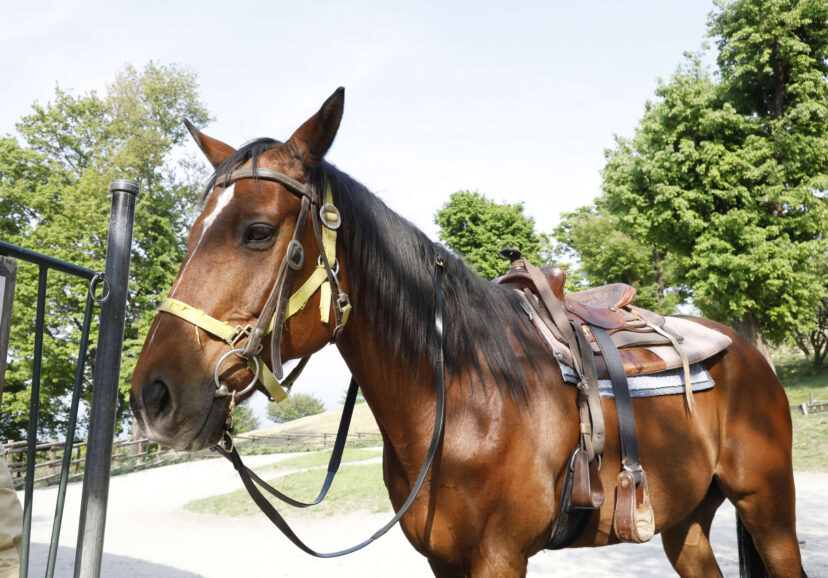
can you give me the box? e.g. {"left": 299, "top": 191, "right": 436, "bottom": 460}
{"left": 157, "top": 183, "right": 350, "bottom": 402}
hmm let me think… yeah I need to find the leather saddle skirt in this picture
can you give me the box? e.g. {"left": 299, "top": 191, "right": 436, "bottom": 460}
{"left": 497, "top": 264, "right": 732, "bottom": 380}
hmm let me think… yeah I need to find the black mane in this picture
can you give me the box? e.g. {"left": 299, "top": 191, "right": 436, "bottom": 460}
{"left": 205, "top": 138, "right": 542, "bottom": 401}
{"left": 312, "top": 164, "right": 542, "bottom": 401}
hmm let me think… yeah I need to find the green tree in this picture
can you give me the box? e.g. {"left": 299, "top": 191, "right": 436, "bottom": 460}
{"left": 232, "top": 405, "right": 261, "bottom": 434}
{"left": 435, "top": 190, "right": 550, "bottom": 279}
{"left": 598, "top": 0, "right": 828, "bottom": 362}
{"left": 554, "top": 206, "right": 688, "bottom": 314}
{"left": 0, "top": 62, "right": 212, "bottom": 439}
{"left": 266, "top": 393, "right": 326, "bottom": 424}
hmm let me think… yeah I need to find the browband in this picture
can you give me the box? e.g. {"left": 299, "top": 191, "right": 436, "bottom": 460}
{"left": 214, "top": 167, "right": 315, "bottom": 202}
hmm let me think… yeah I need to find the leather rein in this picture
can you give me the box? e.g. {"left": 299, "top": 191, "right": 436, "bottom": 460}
{"left": 213, "top": 257, "right": 446, "bottom": 557}
{"left": 158, "top": 165, "right": 447, "bottom": 557}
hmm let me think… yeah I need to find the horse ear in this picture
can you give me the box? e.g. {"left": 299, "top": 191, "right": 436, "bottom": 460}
{"left": 285, "top": 87, "right": 344, "bottom": 167}
{"left": 183, "top": 119, "right": 236, "bottom": 168}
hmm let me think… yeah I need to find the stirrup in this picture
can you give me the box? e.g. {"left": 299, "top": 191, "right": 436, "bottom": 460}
{"left": 613, "top": 466, "right": 654, "bottom": 543}
{"left": 571, "top": 448, "right": 604, "bottom": 510}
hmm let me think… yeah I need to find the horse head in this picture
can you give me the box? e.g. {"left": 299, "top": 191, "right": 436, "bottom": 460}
{"left": 131, "top": 88, "right": 348, "bottom": 451}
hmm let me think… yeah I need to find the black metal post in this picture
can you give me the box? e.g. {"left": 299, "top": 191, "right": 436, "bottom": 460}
{"left": 73, "top": 180, "right": 138, "bottom": 578}
{"left": 47, "top": 294, "right": 96, "bottom": 577}
{"left": 19, "top": 265, "right": 48, "bottom": 578}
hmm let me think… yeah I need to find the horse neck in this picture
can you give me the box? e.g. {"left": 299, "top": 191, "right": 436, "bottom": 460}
{"left": 334, "top": 283, "right": 440, "bottom": 450}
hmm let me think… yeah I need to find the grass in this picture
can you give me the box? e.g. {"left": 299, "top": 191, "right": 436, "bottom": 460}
{"left": 184, "top": 462, "right": 390, "bottom": 518}
{"left": 254, "top": 448, "right": 382, "bottom": 472}
{"left": 776, "top": 354, "right": 828, "bottom": 472}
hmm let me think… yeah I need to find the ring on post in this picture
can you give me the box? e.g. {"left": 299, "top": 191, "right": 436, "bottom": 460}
{"left": 89, "top": 272, "right": 111, "bottom": 304}
{"left": 213, "top": 348, "right": 260, "bottom": 398}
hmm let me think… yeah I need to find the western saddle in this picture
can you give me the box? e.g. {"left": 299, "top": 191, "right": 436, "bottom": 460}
{"left": 495, "top": 248, "right": 731, "bottom": 547}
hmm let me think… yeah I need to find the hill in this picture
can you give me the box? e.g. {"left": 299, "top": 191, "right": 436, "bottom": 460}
{"left": 237, "top": 402, "right": 380, "bottom": 439}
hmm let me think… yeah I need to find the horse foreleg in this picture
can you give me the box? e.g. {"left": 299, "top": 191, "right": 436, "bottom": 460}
{"left": 467, "top": 545, "right": 528, "bottom": 578}
{"left": 661, "top": 485, "right": 726, "bottom": 578}
{"left": 427, "top": 558, "right": 465, "bottom": 578}
{"left": 426, "top": 548, "right": 528, "bottom": 578}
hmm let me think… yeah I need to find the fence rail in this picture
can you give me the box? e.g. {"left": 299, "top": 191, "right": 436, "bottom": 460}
{"left": 237, "top": 431, "right": 383, "bottom": 449}
{"left": 3, "top": 438, "right": 175, "bottom": 490}
{"left": 790, "top": 392, "right": 828, "bottom": 415}
{"left": 4, "top": 430, "right": 383, "bottom": 490}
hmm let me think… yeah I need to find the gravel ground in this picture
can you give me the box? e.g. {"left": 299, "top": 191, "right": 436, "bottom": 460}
{"left": 21, "top": 456, "right": 827, "bottom": 577}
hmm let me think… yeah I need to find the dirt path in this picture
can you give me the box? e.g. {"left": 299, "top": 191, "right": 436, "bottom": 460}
{"left": 22, "top": 456, "right": 827, "bottom": 577}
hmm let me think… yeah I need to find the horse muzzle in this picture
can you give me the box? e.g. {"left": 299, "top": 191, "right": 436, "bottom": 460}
{"left": 130, "top": 375, "right": 229, "bottom": 452}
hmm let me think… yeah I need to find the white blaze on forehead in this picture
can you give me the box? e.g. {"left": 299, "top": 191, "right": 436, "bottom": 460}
{"left": 169, "top": 183, "right": 236, "bottom": 298}
{"left": 149, "top": 184, "right": 237, "bottom": 346}
{"left": 199, "top": 184, "right": 236, "bottom": 242}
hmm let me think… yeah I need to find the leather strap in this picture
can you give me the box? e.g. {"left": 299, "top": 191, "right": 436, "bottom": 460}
{"left": 570, "top": 324, "right": 605, "bottom": 457}
{"left": 257, "top": 196, "right": 312, "bottom": 380}
{"left": 215, "top": 167, "right": 312, "bottom": 201}
{"left": 214, "top": 377, "right": 360, "bottom": 507}
{"left": 591, "top": 326, "right": 643, "bottom": 483}
{"left": 213, "top": 255, "right": 448, "bottom": 558}
{"left": 517, "top": 260, "right": 604, "bottom": 457}
{"left": 157, "top": 297, "right": 288, "bottom": 401}
{"left": 629, "top": 309, "right": 695, "bottom": 412}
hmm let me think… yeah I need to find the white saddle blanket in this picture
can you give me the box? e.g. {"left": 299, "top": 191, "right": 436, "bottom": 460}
{"left": 559, "top": 362, "right": 715, "bottom": 399}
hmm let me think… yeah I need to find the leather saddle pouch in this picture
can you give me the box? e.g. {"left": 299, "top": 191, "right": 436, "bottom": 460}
{"left": 571, "top": 448, "right": 604, "bottom": 510}
{"left": 613, "top": 469, "right": 655, "bottom": 543}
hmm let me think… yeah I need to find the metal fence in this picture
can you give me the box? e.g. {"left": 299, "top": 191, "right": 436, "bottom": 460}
{"left": 0, "top": 179, "right": 138, "bottom": 578}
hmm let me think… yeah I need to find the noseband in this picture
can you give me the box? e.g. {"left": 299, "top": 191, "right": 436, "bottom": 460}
{"left": 157, "top": 166, "right": 351, "bottom": 402}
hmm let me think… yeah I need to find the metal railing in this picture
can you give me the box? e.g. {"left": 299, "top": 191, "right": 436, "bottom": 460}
{"left": 0, "top": 179, "right": 138, "bottom": 578}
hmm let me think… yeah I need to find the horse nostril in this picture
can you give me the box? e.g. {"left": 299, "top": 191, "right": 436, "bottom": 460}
{"left": 143, "top": 379, "right": 172, "bottom": 419}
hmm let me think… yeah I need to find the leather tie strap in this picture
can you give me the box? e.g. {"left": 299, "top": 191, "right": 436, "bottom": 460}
{"left": 590, "top": 325, "right": 643, "bottom": 483}
{"left": 213, "top": 377, "right": 360, "bottom": 508}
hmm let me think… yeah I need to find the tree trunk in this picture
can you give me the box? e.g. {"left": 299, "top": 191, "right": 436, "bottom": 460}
{"left": 733, "top": 312, "right": 776, "bottom": 374}
{"left": 652, "top": 247, "right": 665, "bottom": 311}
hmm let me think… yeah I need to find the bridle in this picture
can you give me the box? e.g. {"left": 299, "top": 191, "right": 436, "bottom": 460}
{"left": 156, "top": 165, "right": 351, "bottom": 403}
{"left": 157, "top": 162, "right": 447, "bottom": 557}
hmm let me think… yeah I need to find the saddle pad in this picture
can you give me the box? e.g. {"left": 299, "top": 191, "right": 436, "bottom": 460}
{"left": 519, "top": 291, "right": 732, "bottom": 378}
{"left": 558, "top": 362, "right": 715, "bottom": 398}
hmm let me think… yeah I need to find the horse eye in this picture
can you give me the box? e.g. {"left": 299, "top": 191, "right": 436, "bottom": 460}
{"left": 244, "top": 224, "right": 276, "bottom": 244}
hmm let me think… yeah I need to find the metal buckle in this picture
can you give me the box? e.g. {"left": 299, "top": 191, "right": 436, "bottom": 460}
{"left": 287, "top": 239, "right": 304, "bottom": 271}
{"left": 317, "top": 255, "right": 340, "bottom": 276}
{"left": 230, "top": 324, "right": 253, "bottom": 348}
{"left": 336, "top": 292, "right": 350, "bottom": 311}
{"left": 319, "top": 203, "right": 341, "bottom": 230}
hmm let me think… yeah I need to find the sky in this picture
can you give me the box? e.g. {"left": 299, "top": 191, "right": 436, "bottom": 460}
{"left": 0, "top": 0, "right": 718, "bottom": 417}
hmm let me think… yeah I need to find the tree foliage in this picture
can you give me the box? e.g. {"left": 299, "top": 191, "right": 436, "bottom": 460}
{"left": 435, "top": 190, "right": 550, "bottom": 279}
{"left": 231, "top": 405, "right": 261, "bottom": 434}
{"left": 554, "top": 206, "right": 688, "bottom": 314}
{"left": 581, "top": 0, "right": 828, "bottom": 363}
{"left": 266, "top": 393, "right": 327, "bottom": 424}
{"left": 0, "top": 62, "right": 212, "bottom": 439}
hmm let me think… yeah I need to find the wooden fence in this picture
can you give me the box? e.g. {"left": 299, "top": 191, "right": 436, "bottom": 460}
{"left": 3, "top": 438, "right": 174, "bottom": 490}
{"left": 3, "top": 431, "right": 383, "bottom": 490}
{"left": 790, "top": 393, "right": 828, "bottom": 415}
{"left": 235, "top": 431, "right": 383, "bottom": 449}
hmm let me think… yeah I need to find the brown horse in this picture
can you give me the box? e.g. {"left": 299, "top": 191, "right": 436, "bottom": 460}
{"left": 131, "top": 88, "right": 805, "bottom": 577}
